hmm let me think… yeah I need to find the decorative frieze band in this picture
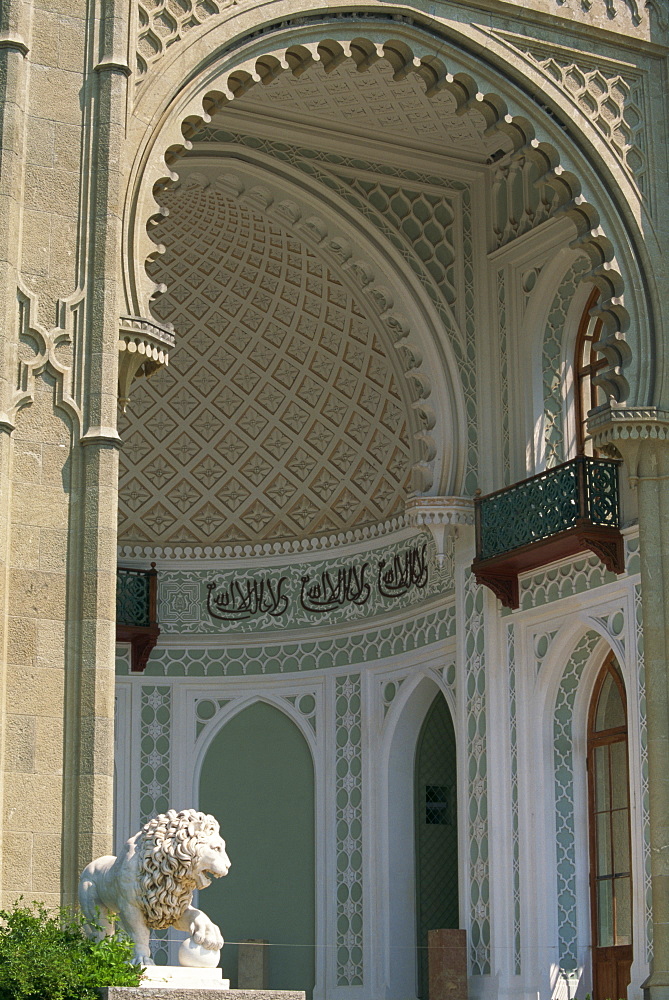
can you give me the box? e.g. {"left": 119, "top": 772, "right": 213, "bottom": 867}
{"left": 119, "top": 514, "right": 411, "bottom": 561}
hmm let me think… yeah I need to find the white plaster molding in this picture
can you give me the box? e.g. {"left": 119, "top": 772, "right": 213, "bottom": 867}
{"left": 589, "top": 405, "right": 669, "bottom": 442}
{"left": 118, "top": 512, "right": 414, "bottom": 564}
{"left": 588, "top": 405, "right": 669, "bottom": 482}
{"left": 405, "top": 496, "right": 474, "bottom": 567}
{"left": 118, "top": 315, "right": 175, "bottom": 412}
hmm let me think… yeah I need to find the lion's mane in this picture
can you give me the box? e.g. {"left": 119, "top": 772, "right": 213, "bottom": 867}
{"left": 136, "top": 808, "right": 220, "bottom": 929}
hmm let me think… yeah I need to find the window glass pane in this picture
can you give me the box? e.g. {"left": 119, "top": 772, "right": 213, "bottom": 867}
{"left": 610, "top": 741, "right": 629, "bottom": 809}
{"left": 597, "top": 880, "right": 614, "bottom": 947}
{"left": 596, "top": 812, "right": 612, "bottom": 877}
{"left": 614, "top": 876, "right": 632, "bottom": 945}
{"left": 425, "top": 785, "right": 452, "bottom": 826}
{"left": 592, "top": 379, "right": 606, "bottom": 412}
{"left": 595, "top": 673, "right": 626, "bottom": 731}
{"left": 581, "top": 372, "right": 592, "bottom": 449}
{"left": 612, "top": 809, "right": 630, "bottom": 874}
{"left": 595, "top": 745, "right": 610, "bottom": 811}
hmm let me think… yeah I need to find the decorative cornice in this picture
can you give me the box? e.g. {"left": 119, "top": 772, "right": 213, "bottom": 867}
{"left": 406, "top": 496, "right": 474, "bottom": 525}
{"left": 406, "top": 496, "right": 474, "bottom": 565}
{"left": 119, "top": 315, "right": 175, "bottom": 348}
{"left": 588, "top": 405, "right": 669, "bottom": 483}
{"left": 589, "top": 406, "right": 669, "bottom": 443}
{"left": 118, "top": 514, "right": 416, "bottom": 565}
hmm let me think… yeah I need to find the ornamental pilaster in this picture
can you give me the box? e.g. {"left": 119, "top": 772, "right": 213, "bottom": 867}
{"left": 590, "top": 405, "right": 669, "bottom": 1000}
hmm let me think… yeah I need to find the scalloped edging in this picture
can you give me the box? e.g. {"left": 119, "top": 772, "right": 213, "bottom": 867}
{"left": 118, "top": 512, "right": 412, "bottom": 561}
{"left": 139, "top": 23, "right": 632, "bottom": 405}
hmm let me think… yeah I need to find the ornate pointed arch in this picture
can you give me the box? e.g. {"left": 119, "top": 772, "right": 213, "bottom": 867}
{"left": 122, "top": 15, "right": 657, "bottom": 414}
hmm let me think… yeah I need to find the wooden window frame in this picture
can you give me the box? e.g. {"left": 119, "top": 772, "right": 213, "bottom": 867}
{"left": 586, "top": 653, "right": 633, "bottom": 1000}
{"left": 575, "top": 288, "right": 607, "bottom": 456}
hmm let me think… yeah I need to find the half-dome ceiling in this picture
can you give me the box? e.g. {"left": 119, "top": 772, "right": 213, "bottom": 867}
{"left": 118, "top": 178, "right": 416, "bottom": 546}
{"left": 229, "top": 52, "right": 491, "bottom": 158}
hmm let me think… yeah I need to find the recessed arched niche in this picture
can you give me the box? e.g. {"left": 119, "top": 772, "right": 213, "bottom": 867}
{"left": 199, "top": 702, "right": 315, "bottom": 994}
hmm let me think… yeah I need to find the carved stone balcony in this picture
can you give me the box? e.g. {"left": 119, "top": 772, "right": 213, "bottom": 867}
{"left": 472, "top": 456, "right": 624, "bottom": 610}
{"left": 118, "top": 315, "right": 175, "bottom": 412}
{"left": 116, "top": 565, "right": 160, "bottom": 672}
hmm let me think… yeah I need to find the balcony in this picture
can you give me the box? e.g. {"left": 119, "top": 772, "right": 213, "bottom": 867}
{"left": 472, "top": 456, "right": 624, "bottom": 610}
{"left": 116, "top": 565, "right": 160, "bottom": 672}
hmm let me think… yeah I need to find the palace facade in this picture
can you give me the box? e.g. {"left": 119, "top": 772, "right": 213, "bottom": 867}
{"left": 1, "top": 1, "right": 668, "bottom": 999}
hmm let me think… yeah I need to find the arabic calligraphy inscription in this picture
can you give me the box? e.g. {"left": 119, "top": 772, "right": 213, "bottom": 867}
{"left": 204, "top": 544, "right": 428, "bottom": 627}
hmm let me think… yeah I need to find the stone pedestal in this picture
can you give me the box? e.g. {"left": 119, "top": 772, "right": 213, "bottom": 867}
{"left": 238, "top": 940, "right": 269, "bottom": 989}
{"left": 140, "top": 967, "right": 229, "bottom": 990}
{"left": 428, "top": 929, "right": 468, "bottom": 1000}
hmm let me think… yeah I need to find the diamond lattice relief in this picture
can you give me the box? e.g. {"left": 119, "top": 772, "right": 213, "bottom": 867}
{"left": 118, "top": 182, "right": 415, "bottom": 545}
{"left": 237, "top": 57, "right": 488, "bottom": 154}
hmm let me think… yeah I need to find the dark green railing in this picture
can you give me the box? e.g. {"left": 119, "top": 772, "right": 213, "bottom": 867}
{"left": 116, "top": 566, "right": 157, "bottom": 628}
{"left": 475, "top": 456, "right": 621, "bottom": 562}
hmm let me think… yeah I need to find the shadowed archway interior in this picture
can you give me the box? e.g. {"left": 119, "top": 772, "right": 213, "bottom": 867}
{"left": 415, "top": 692, "right": 458, "bottom": 998}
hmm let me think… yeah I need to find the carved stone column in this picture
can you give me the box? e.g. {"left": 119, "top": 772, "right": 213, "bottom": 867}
{"left": 591, "top": 407, "right": 669, "bottom": 1000}
{"left": 0, "top": 0, "right": 140, "bottom": 908}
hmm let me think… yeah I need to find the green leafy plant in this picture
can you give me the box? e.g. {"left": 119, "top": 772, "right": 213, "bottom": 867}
{"left": 0, "top": 900, "right": 143, "bottom": 999}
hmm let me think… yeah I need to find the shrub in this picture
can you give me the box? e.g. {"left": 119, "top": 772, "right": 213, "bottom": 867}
{"left": 0, "top": 900, "right": 143, "bottom": 1000}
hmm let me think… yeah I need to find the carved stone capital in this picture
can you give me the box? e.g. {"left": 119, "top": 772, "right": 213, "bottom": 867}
{"left": 405, "top": 496, "right": 474, "bottom": 565}
{"left": 0, "top": 34, "right": 29, "bottom": 56}
{"left": 118, "top": 315, "right": 175, "bottom": 412}
{"left": 80, "top": 426, "right": 122, "bottom": 449}
{"left": 588, "top": 405, "right": 669, "bottom": 484}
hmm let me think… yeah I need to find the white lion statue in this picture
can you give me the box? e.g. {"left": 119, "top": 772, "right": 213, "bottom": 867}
{"left": 79, "top": 808, "right": 231, "bottom": 966}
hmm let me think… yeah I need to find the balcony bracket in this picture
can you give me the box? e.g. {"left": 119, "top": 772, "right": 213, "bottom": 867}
{"left": 405, "top": 496, "right": 474, "bottom": 565}
{"left": 118, "top": 316, "right": 175, "bottom": 413}
{"left": 116, "top": 623, "right": 161, "bottom": 672}
{"left": 472, "top": 568, "right": 519, "bottom": 611}
{"left": 576, "top": 524, "right": 625, "bottom": 576}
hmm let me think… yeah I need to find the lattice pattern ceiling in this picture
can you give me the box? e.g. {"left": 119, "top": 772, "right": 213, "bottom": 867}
{"left": 235, "top": 57, "right": 489, "bottom": 154}
{"left": 118, "top": 180, "right": 415, "bottom": 545}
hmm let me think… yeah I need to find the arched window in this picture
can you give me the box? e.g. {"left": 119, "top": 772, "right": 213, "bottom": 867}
{"left": 575, "top": 288, "right": 607, "bottom": 456}
{"left": 587, "top": 654, "right": 632, "bottom": 1000}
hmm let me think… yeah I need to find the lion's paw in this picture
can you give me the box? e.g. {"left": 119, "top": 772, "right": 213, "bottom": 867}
{"left": 133, "top": 952, "right": 155, "bottom": 967}
{"left": 190, "top": 915, "right": 224, "bottom": 951}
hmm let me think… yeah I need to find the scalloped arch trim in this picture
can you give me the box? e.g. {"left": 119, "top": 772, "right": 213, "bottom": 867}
{"left": 131, "top": 22, "right": 633, "bottom": 407}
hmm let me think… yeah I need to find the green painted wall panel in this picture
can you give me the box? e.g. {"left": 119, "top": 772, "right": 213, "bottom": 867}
{"left": 199, "top": 703, "right": 315, "bottom": 995}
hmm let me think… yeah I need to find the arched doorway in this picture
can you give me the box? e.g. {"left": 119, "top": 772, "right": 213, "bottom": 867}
{"left": 199, "top": 702, "right": 316, "bottom": 995}
{"left": 414, "top": 692, "right": 458, "bottom": 998}
{"left": 587, "top": 654, "right": 632, "bottom": 1000}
